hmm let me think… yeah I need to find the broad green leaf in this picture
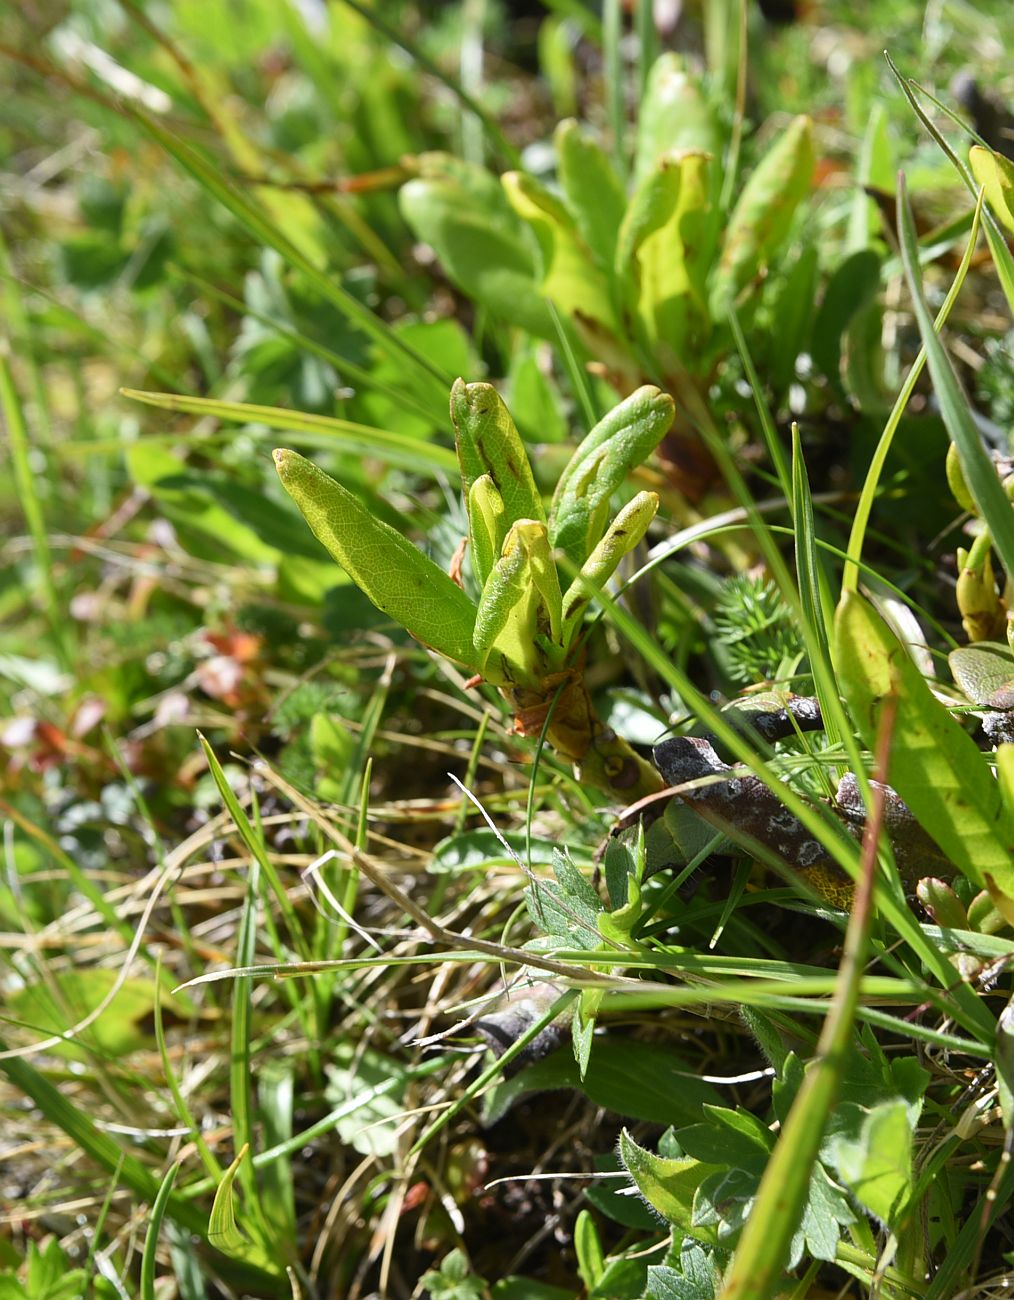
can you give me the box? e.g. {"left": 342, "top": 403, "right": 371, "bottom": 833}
{"left": 619, "top": 1130, "right": 721, "bottom": 1236}
{"left": 636, "top": 153, "right": 713, "bottom": 363}
{"left": 126, "top": 444, "right": 278, "bottom": 564}
{"left": 399, "top": 154, "right": 552, "bottom": 336}
{"left": 467, "top": 474, "right": 507, "bottom": 591}
{"left": 970, "top": 144, "right": 1014, "bottom": 236}
{"left": 710, "top": 115, "right": 814, "bottom": 317}
{"left": 574, "top": 1209, "right": 605, "bottom": 1289}
{"left": 615, "top": 156, "right": 682, "bottom": 345}
{"left": 9, "top": 970, "right": 191, "bottom": 1062}
{"left": 646, "top": 1243, "right": 720, "bottom": 1300}
{"left": 561, "top": 490, "right": 659, "bottom": 646}
{"left": 897, "top": 174, "right": 1014, "bottom": 584}
{"left": 551, "top": 385, "right": 675, "bottom": 569}
{"left": 484, "top": 1038, "right": 720, "bottom": 1128}
{"left": 835, "top": 590, "right": 1014, "bottom": 896}
{"left": 811, "top": 250, "right": 882, "bottom": 386}
{"left": 634, "top": 54, "right": 719, "bottom": 184}
{"left": 325, "top": 1043, "right": 411, "bottom": 1157}
{"left": 555, "top": 119, "right": 626, "bottom": 272}
{"left": 502, "top": 170, "right": 618, "bottom": 335}
{"left": 274, "top": 449, "right": 478, "bottom": 666}
{"left": 450, "top": 379, "right": 544, "bottom": 526}
{"left": 472, "top": 520, "right": 564, "bottom": 683}
{"left": 829, "top": 1099, "right": 914, "bottom": 1226}
{"left": 123, "top": 388, "right": 458, "bottom": 476}
{"left": 949, "top": 643, "right": 1014, "bottom": 708}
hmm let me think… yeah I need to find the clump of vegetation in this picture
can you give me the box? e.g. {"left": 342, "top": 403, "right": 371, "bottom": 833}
{"left": 5, "top": 2, "right": 1014, "bottom": 1298}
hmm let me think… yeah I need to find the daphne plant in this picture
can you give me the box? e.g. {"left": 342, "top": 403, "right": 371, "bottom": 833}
{"left": 275, "top": 380, "right": 675, "bottom": 801}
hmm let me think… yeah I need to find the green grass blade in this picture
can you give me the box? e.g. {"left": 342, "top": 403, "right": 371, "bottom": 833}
{"left": 729, "top": 302, "right": 791, "bottom": 502}
{"left": 141, "top": 1163, "right": 179, "bottom": 1300}
{"left": 897, "top": 175, "right": 1014, "bottom": 581}
{"left": 842, "top": 185, "right": 983, "bottom": 594}
{"left": 0, "top": 348, "right": 68, "bottom": 668}
{"left": 120, "top": 390, "right": 458, "bottom": 476}
{"left": 0, "top": 1038, "right": 289, "bottom": 1290}
{"left": 337, "top": 0, "right": 521, "bottom": 168}
{"left": 199, "top": 736, "right": 310, "bottom": 962}
{"left": 127, "top": 108, "right": 450, "bottom": 413}
{"left": 231, "top": 853, "right": 261, "bottom": 1223}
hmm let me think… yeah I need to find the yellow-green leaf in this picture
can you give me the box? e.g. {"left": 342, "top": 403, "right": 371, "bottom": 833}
{"left": 835, "top": 590, "right": 1014, "bottom": 896}
{"left": 274, "top": 449, "right": 478, "bottom": 666}
{"left": 502, "top": 170, "right": 618, "bottom": 335}
{"left": 473, "top": 520, "right": 564, "bottom": 684}
{"left": 970, "top": 144, "right": 1014, "bottom": 236}
{"left": 711, "top": 115, "right": 815, "bottom": 317}
{"left": 467, "top": 474, "right": 507, "bottom": 590}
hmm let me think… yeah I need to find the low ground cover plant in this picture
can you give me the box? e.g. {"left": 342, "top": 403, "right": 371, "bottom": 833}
{"left": 5, "top": 2, "right": 1014, "bottom": 1298}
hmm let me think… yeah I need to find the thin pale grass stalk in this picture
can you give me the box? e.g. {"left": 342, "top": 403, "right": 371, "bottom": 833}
{"left": 717, "top": 700, "right": 896, "bottom": 1299}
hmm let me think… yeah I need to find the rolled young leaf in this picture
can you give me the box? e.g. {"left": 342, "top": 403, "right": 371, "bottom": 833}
{"left": 274, "top": 449, "right": 478, "bottom": 666}
{"left": 561, "top": 490, "right": 659, "bottom": 648}
{"left": 450, "top": 379, "right": 544, "bottom": 527}
{"left": 550, "top": 385, "right": 674, "bottom": 569}
{"left": 472, "top": 520, "right": 564, "bottom": 684}
{"left": 467, "top": 474, "right": 507, "bottom": 591}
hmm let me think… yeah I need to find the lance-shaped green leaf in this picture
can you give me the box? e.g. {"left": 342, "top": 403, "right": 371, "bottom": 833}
{"left": 467, "top": 473, "right": 507, "bottom": 590}
{"left": 550, "top": 385, "right": 674, "bottom": 569}
{"left": 615, "top": 155, "right": 682, "bottom": 337}
{"left": 399, "top": 153, "right": 552, "bottom": 338}
{"left": 450, "top": 379, "right": 544, "bottom": 527}
{"left": 274, "top": 450, "right": 478, "bottom": 666}
{"left": 970, "top": 145, "right": 1014, "bottom": 236}
{"left": 634, "top": 54, "right": 719, "bottom": 184}
{"left": 711, "top": 115, "right": 814, "bottom": 317}
{"left": 473, "top": 520, "right": 564, "bottom": 684}
{"left": 555, "top": 118, "right": 627, "bottom": 273}
{"left": 502, "top": 170, "right": 618, "bottom": 334}
{"left": 623, "top": 152, "right": 713, "bottom": 361}
{"left": 561, "top": 490, "right": 659, "bottom": 647}
{"left": 835, "top": 589, "right": 1014, "bottom": 897}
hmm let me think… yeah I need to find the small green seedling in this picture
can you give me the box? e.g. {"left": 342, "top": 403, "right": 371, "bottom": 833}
{"left": 276, "top": 380, "right": 675, "bottom": 800}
